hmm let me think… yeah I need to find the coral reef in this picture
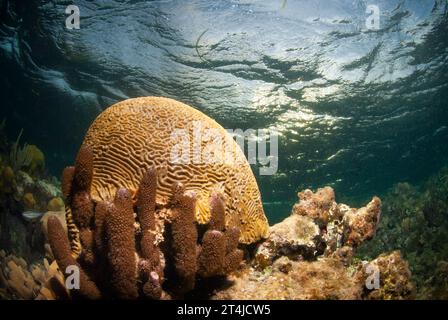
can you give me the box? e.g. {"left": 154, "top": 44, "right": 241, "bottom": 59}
{"left": 1, "top": 153, "right": 61, "bottom": 215}
{"left": 1, "top": 165, "right": 15, "bottom": 194}
{"left": 1, "top": 124, "right": 58, "bottom": 217}
{"left": 213, "top": 250, "right": 414, "bottom": 300}
{"left": 3, "top": 167, "right": 62, "bottom": 214}
{"left": 0, "top": 249, "right": 65, "bottom": 300}
{"left": 1, "top": 178, "right": 418, "bottom": 300}
{"left": 21, "top": 145, "right": 45, "bottom": 177}
{"left": 342, "top": 196, "right": 381, "bottom": 247}
{"left": 292, "top": 187, "right": 336, "bottom": 227}
{"left": 9, "top": 130, "right": 32, "bottom": 172}
{"left": 419, "top": 261, "right": 448, "bottom": 299}
{"left": 1, "top": 103, "right": 439, "bottom": 300}
{"left": 357, "top": 166, "right": 448, "bottom": 299}
{"left": 0, "top": 124, "right": 65, "bottom": 298}
{"left": 212, "top": 187, "right": 414, "bottom": 300}
{"left": 254, "top": 214, "right": 322, "bottom": 268}
{"left": 168, "top": 189, "right": 244, "bottom": 295}
{"left": 40, "top": 210, "right": 67, "bottom": 258}
{"left": 47, "top": 216, "right": 101, "bottom": 299}
{"left": 48, "top": 145, "right": 244, "bottom": 299}
{"left": 38, "top": 97, "right": 267, "bottom": 299}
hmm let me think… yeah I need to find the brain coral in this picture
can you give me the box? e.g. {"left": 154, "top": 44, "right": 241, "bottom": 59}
{"left": 81, "top": 97, "right": 269, "bottom": 244}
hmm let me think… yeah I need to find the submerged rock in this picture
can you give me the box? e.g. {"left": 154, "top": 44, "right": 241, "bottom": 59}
{"left": 215, "top": 187, "right": 413, "bottom": 300}
{"left": 359, "top": 251, "right": 415, "bottom": 300}
{"left": 213, "top": 257, "right": 364, "bottom": 300}
{"left": 342, "top": 197, "right": 381, "bottom": 248}
{"left": 292, "top": 187, "right": 336, "bottom": 228}
{"left": 255, "top": 187, "right": 382, "bottom": 268}
{"left": 255, "top": 214, "right": 324, "bottom": 267}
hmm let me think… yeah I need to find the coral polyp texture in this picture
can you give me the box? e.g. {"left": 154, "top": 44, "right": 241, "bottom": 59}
{"left": 82, "top": 97, "right": 268, "bottom": 244}
{"left": 46, "top": 97, "right": 265, "bottom": 299}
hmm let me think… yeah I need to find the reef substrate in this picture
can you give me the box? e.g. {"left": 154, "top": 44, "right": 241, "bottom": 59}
{"left": 1, "top": 182, "right": 416, "bottom": 300}
{"left": 357, "top": 166, "right": 448, "bottom": 299}
{"left": 0, "top": 114, "right": 418, "bottom": 300}
{"left": 212, "top": 187, "right": 414, "bottom": 300}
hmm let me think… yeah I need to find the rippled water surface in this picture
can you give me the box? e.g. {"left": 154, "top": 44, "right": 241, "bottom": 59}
{"left": 1, "top": 0, "right": 447, "bottom": 222}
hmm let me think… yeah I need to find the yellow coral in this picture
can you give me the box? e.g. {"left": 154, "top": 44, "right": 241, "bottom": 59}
{"left": 23, "top": 145, "right": 45, "bottom": 176}
{"left": 47, "top": 197, "right": 65, "bottom": 212}
{"left": 1, "top": 166, "right": 15, "bottom": 193}
{"left": 23, "top": 193, "right": 37, "bottom": 210}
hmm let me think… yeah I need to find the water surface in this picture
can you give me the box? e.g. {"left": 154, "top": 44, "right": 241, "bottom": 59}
{"left": 0, "top": 0, "right": 447, "bottom": 221}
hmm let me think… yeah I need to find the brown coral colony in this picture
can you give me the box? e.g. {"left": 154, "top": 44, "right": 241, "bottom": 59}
{"left": 48, "top": 144, "right": 244, "bottom": 299}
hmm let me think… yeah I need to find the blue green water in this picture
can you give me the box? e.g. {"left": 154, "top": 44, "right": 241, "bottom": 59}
{"left": 0, "top": 0, "right": 447, "bottom": 223}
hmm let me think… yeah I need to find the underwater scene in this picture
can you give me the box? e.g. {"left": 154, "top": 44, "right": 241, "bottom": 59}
{"left": 0, "top": 0, "right": 447, "bottom": 301}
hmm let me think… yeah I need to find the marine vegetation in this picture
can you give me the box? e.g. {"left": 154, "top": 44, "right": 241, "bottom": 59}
{"left": 0, "top": 123, "right": 61, "bottom": 264}
{"left": 357, "top": 166, "right": 448, "bottom": 299}
{"left": 9, "top": 130, "right": 31, "bottom": 172}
